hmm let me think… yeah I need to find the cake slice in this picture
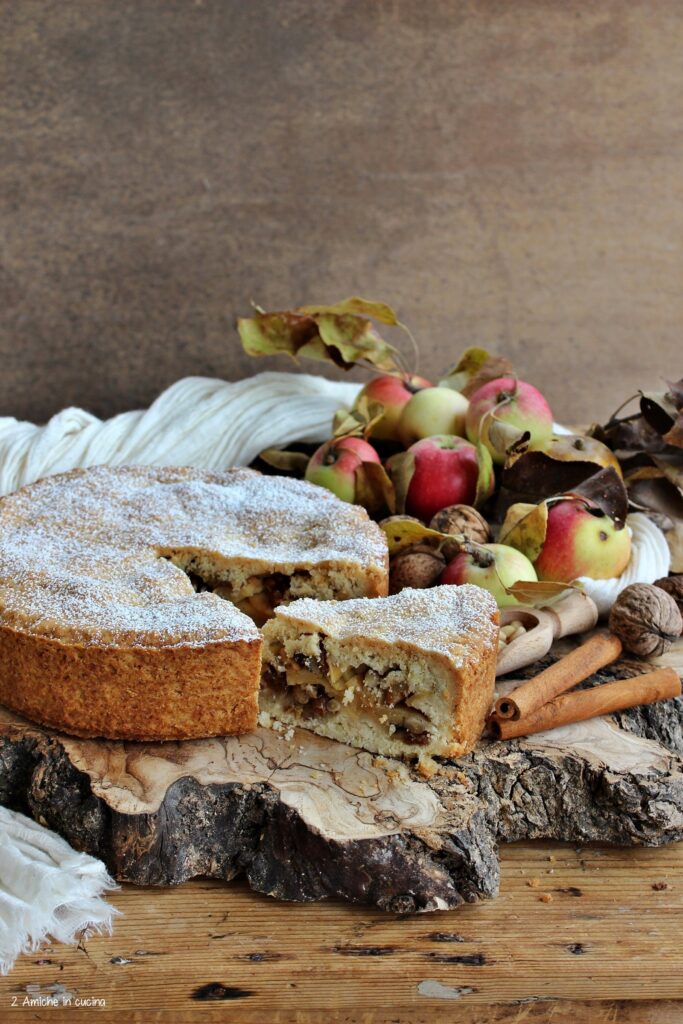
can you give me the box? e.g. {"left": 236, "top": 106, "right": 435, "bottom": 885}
{"left": 259, "top": 585, "right": 499, "bottom": 760}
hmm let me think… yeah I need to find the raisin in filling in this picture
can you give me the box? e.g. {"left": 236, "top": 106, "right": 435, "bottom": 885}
{"left": 263, "top": 641, "right": 434, "bottom": 747}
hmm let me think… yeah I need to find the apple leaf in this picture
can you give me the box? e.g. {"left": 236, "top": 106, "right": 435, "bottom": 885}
{"left": 569, "top": 467, "right": 629, "bottom": 529}
{"left": 502, "top": 435, "right": 618, "bottom": 502}
{"left": 626, "top": 471, "right": 683, "bottom": 531}
{"left": 499, "top": 501, "right": 549, "bottom": 563}
{"left": 258, "top": 447, "right": 311, "bottom": 475}
{"left": 386, "top": 450, "right": 415, "bottom": 515}
{"left": 666, "top": 520, "right": 683, "bottom": 573}
{"left": 639, "top": 390, "right": 679, "bottom": 437}
{"left": 652, "top": 451, "right": 683, "bottom": 493}
{"left": 663, "top": 413, "right": 683, "bottom": 449}
{"left": 332, "top": 396, "right": 385, "bottom": 440}
{"left": 504, "top": 579, "right": 579, "bottom": 606}
{"left": 474, "top": 441, "right": 495, "bottom": 508}
{"left": 237, "top": 301, "right": 404, "bottom": 373}
{"left": 298, "top": 297, "right": 400, "bottom": 326}
{"left": 440, "top": 348, "right": 514, "bottom": 397}
{"left": 380, "top": 516, "right": 452, "bottom": 557}
{"left": 354, "top": 462, "right": 396, "bottom": 518}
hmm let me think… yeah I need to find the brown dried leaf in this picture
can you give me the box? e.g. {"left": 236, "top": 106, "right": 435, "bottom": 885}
{"left": 499, "top": 502, "right": 549, "bottom": 563}
{"left": 663, "top": 414, "right": 683, "bottom": 449}
{"left": 639, "top": 391, "right": 678, "bottom": 437}
{"left": 258, "top": 447, "right": 310, "bottom": 475}
{"left": 504, "top": 580, "right": 578, "bottom": 606}
{"left": 440, "top": 348, "right": 514, "bottom": 397}
{"left": 386, "top": 450, "right": 415, "bottom": 515}
{"left": 298, "top": 297, "right": 400, "bottom": 326}
{"left": 626, "top": 472, "right": 683, "bottom": 523}
{"left": 353, "top": 462, "right": 396, "bottom": 518}
{"left": 332, "top": 396, "right": 385, "bottom": 440}
{"left": 237, "top": 303, "right": 403, "bottom": 373}
{"left": 651, "top": 452, "right": 683, "bottom": 493}
{"left": 503, "top": 435, "right": 621, "bottom": 502}
{"left": 570, "top": 467, "right": 629, "bottom": 529}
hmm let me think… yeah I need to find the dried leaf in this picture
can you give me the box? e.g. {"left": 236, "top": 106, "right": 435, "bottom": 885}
{"left": 332, "top": 396, "right": 385, "bottom": 440}
{"left": 667, "top": 378, "right": 683, "bottom": 408}
{"left": 298, "top": 296, "right": 400, "bottom": 326}
{"left": 502, "top": 435, "right": 622, "bottom": 502}
{"left": 386, "top": 450, "right": 415, "bottom": 515}
{"left": 570, "top": 467, "right": 629, "bottom": 529}
{"left": 354, "top": 462, "right": 396, "bottom": 518}
{"left": 639, "top": 391, "right": 678, "bottom": 436}
{"left": 592, "top": 414, "right": 665, "bottom": 456}
{"left": 626, "top": 473, "right": 683, "bottom": 522}
{"left": 258, "top": 447, "right": 310, "bottom": 475}
{"left": 651, "top": 452, "right": 683, "bottom": 493}
{"left": 237, "top": 304, "right": 403, "bottom": 373}
{"left": 440, "top": 348, "right": 514, "bottom": 398}
{"left": 504, "top": 580, "right": 578, "bottom": 606}
{"left": 474, "top": 441, "right": 495, "bottom": 508}
{"left": 380, "top": 517, "right": 452, "bottom": 557}
{"left": 499, "top": 502, "right": 549, "bottom": 563}
{"left": 666, "top": 520, "right": 683, "bottom": 574}
{"left": 663, "top": 414, "right": 683, "bottom": 449}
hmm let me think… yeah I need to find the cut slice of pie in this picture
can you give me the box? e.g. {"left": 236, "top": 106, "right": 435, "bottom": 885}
{"left": 260, "top": 584, "right": 499, "bottom": 761}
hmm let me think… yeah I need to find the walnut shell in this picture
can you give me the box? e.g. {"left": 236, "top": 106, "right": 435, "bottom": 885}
{"left": 654, "top": 576, "right": 683, "bottom": 627}
{"left": 378, "top": 514, "right": 441, "bottom": 552}
{"left": 429, "top": 505, "right": 491, "bottom": 560}
{"left": 389, "top": 551, "right": 445, "bottom": 594}
{"left": 608, "top": 583, "right": 683, "bottom": 657}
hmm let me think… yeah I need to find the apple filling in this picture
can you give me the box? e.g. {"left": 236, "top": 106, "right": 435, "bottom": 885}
{"left": 159, "top": 550, "right": 378, "bottom": 626}
{"left": 259, "top": 629, "right": 452, "bottom": 755}
{"left": 160, "top": 553, "right": 317, "bottom": 625}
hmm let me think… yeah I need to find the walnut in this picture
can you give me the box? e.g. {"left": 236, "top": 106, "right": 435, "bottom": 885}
{"left": 608, "top": 583, "right": 683, "bottom": 657}
{"left": 389, "top": 550, "right": 445, "bottom": 594}
{"left": 429, "top": 505, "right": 491, "bottom": 560}
{"left": 654, "top": 576, "right": 683, "bottom": 626}
{"left": 379, "top": 514, "right": 422, "bottom": 529}
{"left": 378, "top": 514, "right": 441, "bottom": 552}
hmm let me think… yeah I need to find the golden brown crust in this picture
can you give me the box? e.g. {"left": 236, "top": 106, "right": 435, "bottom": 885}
{"left": 261, "top": 586, "right": 500, "bottom": 760}
{"left": 442, "top": 628, "right": 499, "bottom": 757}
{"left": 0, "top": 623, "right": 262, "bottom": 740}
{"left": 0, "top": 465, "right": 388, "bottom": 740}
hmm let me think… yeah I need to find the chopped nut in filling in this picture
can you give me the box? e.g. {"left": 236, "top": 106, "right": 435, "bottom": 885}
{"left": 258, "top": 586, "right": 499, "bottom": 763}
{"left": 261, "top": 631, "right": 435, "bottom": 751}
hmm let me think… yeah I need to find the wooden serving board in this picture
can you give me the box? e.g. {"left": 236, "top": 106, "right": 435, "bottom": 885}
{"left": 1, "top": 638, "right": 681, "bottom": 914}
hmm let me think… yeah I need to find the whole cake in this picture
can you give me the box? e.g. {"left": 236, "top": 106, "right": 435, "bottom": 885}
{"left": 260, "top": 585, "right": 499, "bottom": 761}
{"left": 0, "top": 465, "right": 388, "bottom": 740}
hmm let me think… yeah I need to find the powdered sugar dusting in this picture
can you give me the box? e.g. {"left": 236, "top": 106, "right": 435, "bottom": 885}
{"left": 0, "top": 466, "right": 387, "bottom": 648}
{"left": 274, "top": 585, "right": 499, "bottom": 666}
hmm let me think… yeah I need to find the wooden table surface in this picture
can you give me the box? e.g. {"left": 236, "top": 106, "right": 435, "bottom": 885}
{"left": 2, "top": 838, "right": 682, "bottom": 1022}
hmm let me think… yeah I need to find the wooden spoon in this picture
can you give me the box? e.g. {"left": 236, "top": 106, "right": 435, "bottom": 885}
{"left": 496, "top": 590, "right": 599, "bottom": 677}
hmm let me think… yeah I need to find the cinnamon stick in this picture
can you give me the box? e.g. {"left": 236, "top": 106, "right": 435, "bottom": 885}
{"left": 490, "top": 667, "right": 681, "bottom": 741}
{"left": 494, "top": 632, "right": 623, "bottom": 721}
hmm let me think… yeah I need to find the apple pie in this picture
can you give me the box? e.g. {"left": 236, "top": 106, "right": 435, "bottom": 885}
{"left": 260, "top": 584, "right": 499, "bottom": 760}
{"left": 0, "top": 465, "right": 388, "bottom": 740}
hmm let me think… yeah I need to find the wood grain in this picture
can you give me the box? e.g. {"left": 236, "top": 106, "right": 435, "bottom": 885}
{"left": 1, "top": 843, "right": 682, "bottom": 1021}
{"left": 2, "top": 1, "right": 683, "bottom": 425}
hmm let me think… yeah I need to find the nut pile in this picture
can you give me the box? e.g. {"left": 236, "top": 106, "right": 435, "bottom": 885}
{"left": 498, "top": 620, "right": 527, "bottom": 653}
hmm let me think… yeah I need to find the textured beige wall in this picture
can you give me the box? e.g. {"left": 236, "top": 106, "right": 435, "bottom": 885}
{"left": 1, "top": 1, "right": 681, "bottom": 425}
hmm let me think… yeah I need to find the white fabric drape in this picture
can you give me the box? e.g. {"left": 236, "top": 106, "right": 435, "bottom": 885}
{"left": 0, "top": 808, "right": 119, "bottom": 975}
{"left": 0, "top": 372, "right": 361, "bottom": 496}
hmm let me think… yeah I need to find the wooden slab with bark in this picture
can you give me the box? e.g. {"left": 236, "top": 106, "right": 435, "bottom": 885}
{"left": 0, "top": 639, "right": 681, "bottom": 913}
